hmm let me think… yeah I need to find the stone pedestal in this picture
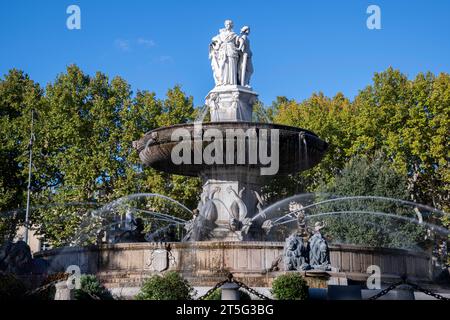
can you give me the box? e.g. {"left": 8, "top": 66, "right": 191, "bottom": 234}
{"left": 221, "top": 282, "right": 240, "bottom": 300}
{"left": 206, "top": 85, "right": 258, "bottom": 122}
{"left": 199, "top": 86, "right": 263, "bottom": 241}
{"left": 199, "top": 168, "right": 267, "bottom": 241}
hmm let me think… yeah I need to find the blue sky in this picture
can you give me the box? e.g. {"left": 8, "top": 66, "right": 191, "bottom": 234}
{"left": 1, "top": 0, "right": 449, "bottom": 106}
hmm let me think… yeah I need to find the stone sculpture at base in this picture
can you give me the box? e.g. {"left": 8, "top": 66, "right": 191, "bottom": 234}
{"left": 283, "top": 234, "right": 311, "bottom": 271}
{"left": 283, "top": 209, "right": 331, "bottom": 271}
{"left": 116, "top": 218, "right": 146, "bottom": 243}
{"left": 309, "top": 222, "right": 331, "bottom": 270}
{"left": 0, "top": 240, "right": 33, "bottom": 274}
{"left": 0, "top": 240, "right": 48, "bottom": 275}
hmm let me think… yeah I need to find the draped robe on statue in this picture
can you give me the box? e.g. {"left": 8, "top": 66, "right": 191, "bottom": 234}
{"left": 210, "top": 29, "right": 239, "bottom": 86}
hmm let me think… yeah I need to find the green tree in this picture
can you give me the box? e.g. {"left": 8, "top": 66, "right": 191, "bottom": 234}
{"left": 315, "top": 154, "right": 426, "bottom": 248}
{"left": 1, "top": 66, "right": 201, "bottom": 246}
{"left": 273, "top": 92, "right": 355, "bottom": 192}
{"left": 350, "top": 68, "right": 450, "bottom": 212}
{"left": 0, "top": 69, "right": 45, "bottom": 242}
{"left": 273, "top": 68, "right": 450, "bottom": 214}
{"left": 33, "top": 67, "right": 201, "bottom": 246}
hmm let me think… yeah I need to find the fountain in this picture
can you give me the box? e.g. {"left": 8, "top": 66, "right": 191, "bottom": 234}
{"left": 133, "top": 20, "right": 328, "bottom": 242}
{"left": 25, "top": 20, "right": 448, "bottom": 298}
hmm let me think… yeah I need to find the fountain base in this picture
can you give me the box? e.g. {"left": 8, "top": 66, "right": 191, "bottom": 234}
{"left": 35, "top": 241, "right": 433, "bottom": 296}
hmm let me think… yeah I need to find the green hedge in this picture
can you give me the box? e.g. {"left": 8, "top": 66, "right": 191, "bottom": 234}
{"left": 136, "top": 272, "right": 195, "bottom": 300}
{"left": 74, "top": 275, "right": 113, "bottom": 300}
{"left": 271, "top": 273, "right": 309, "bottom": 300}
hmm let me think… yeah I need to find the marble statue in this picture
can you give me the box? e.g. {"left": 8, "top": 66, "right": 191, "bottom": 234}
{"left": 200, "top": 187, "right": 220, "bottom": 224}
{"left": 237, "top": 26, "right": 253, "bottom": 87}
{"left": 210, "top": 20, "right": 253, "bottom": 87}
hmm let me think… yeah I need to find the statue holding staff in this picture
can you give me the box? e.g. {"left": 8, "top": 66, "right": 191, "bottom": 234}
{"left": 237, "top": 26, "right": 253, "bottom": 87}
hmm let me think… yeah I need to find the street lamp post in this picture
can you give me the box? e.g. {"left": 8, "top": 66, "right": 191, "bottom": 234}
{"left": 24, "top": 109, "right": 35, "bottom": 245}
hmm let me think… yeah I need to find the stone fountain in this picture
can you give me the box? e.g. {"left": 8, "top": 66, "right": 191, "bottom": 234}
{"left": 133, "top": 20, "right": 328, "bottom": 242}
{"left": 33, "top": 21, "right": 434, "bottom": 298}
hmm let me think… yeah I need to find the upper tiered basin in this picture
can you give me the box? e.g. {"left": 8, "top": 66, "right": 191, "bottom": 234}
{"left": 134, "top": 122, "right": 328, "bottom": 177}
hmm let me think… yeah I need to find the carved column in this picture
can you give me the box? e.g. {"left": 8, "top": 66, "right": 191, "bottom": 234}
{"left": 195, "top": 85, "right": 262, "bottom": 241}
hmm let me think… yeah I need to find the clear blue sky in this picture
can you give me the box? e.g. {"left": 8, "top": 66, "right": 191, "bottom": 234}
{"left": 1, "top": 0, "right": 449, "bottom": 106}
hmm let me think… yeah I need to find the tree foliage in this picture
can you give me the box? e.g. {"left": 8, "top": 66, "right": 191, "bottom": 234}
{"left": 273, "top": 67, "right": 450, "bottom": 213}
{"left": 0, "top": 66, "right": 200, "bottom": 245}
{"left": 0, "top": 66, "right": 448, "bottom": 246}
{"left": 314, "top": 154, "right": 427, "bottom": 248}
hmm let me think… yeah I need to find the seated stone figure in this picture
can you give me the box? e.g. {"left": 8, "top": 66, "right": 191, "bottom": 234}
{"left": 117, "top": 218, "right": 146, "bottom": 243}
{"left": 0, "top": 240, "right": 33, "bottom": 275}
{"left": 308, "top": 222, "right": 331, "bottom": 270}
{"left": 283, "top": 234, "right": 311, "bottom": 271}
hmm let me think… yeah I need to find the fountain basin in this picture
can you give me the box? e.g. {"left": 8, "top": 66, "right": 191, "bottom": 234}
{"left": 35, "top": 242, "right": 432, "bottom": 290}
{"left": 134, "top": 122, "right": 328, "bottom": 177}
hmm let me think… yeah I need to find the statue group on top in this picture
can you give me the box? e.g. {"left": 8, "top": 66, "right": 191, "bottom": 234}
{"left": 210, "top": 20, "right": 253, "bottom": 87}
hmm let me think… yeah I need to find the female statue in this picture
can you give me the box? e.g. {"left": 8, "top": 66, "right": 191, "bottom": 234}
{"left": 210, "top": 20, "right": 239, "bottom": 86}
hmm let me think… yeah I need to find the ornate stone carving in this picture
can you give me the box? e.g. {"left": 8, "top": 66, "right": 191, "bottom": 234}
{"left": 0, "top": 241, "right": 33, "bottom": 275}
{"left": 116, "top": 218, "right": 146, "bottom": 243}
{"left": 228, "top": 186, "right": 247, "bottom": 220}
{"left": 145, "top": 249, "right": 174, "bottom": 272}
{"left": 205, "top": 92, "right": 220, "bottom": 112}
{"left": 206, "top": 86, "right": 257, "bottom": 122}
{"left": 200, "top": 187, "right": 220, "bottom": 223}
{"left": 261, "top": 220, "right": 274, "bottom": 235}
{"left": 283, "top": 234, "right": 311, "bottom": 271}
{"left": 309, "top": 222, "right": 331, "bottom": 270}
{"left": 283, "top": 213, "right": 332, "bottom": 271}
{"left": 254, "top": 191, "right": 265, "bottom": 213}
{"left": 183, "top": 187, "right": 220, "bottom": 241}
{"left": 227, "top": 186, "right": 248, "bottom": 232}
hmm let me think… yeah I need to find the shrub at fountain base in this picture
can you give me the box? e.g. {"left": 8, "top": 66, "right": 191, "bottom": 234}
{"left": 74, "top": 275, "right": 114, "bottom": 300}
{"left": 135, "top": 271, "right": 195, "bottom": 300}
{"left": 271, "top": 273, "right": 309, "bottom": 300}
